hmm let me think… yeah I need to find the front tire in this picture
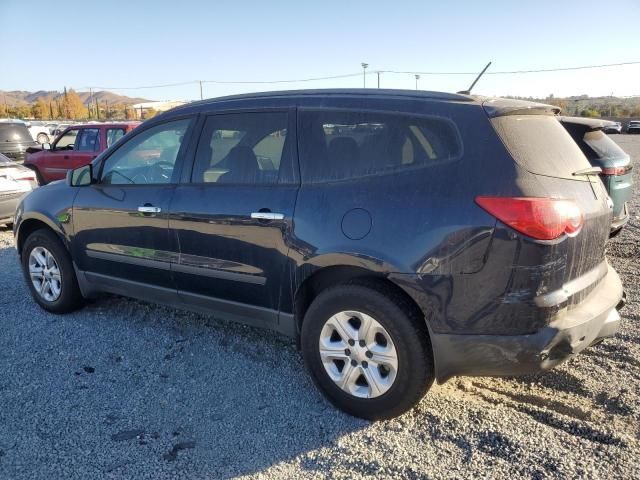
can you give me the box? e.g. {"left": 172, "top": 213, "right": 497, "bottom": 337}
{"left": 21, "top": 229, "right": 84, "bottom": 313}
{"left": 301, "top": 283, "right": 434, "bottom": 420}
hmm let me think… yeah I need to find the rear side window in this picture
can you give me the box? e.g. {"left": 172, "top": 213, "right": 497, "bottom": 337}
{"left": 299, "top": 110, "right": 462, "bottom": 183}
{"left": 191, "top": 112, "right": 289, "bottom": 184}
{"left": 76, "top": 128, "right": 100, "bottom": 152}
{"left": 492, "top": 116, "right": 592, "bottom": 179}
{"left": 106, "top": 128, "right": 126, "bottom": 147}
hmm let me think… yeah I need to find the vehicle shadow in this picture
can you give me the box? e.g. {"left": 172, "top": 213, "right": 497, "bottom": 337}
{"left": 0, "top": 234, "right": 368, "bottom": 478}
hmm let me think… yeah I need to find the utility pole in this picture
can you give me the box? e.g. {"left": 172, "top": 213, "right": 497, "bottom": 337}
{"left": 199, "top": 80, "right": 203, "bottom": 100}
{"left": 415, "top": 74, "right": 420, "bottom": 90}
{"left": 361, "top": 63, "right": 369, "bottom": 88}
{"left": 377, "top": 71, "right": 380, "bottom": 88}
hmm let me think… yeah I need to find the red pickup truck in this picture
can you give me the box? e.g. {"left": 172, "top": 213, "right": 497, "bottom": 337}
{"left": 25, "top": 122, "right": 140, "bottom": 184}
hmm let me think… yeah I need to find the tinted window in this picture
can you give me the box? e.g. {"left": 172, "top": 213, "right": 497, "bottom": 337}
{"left": 106, "top": 128, "right": 126, "bottom": 147}
{"left": 55, "top": 129, "right": 78, "bottom": 149}
{"left": 492, "top": 116, "right": 592, "bottom": 179}
{"left": 76, "top": 128, "right": 100, "bottom": 152}
{"left": 0, "top": 123, "right": 31, "bottom": 143}
{"left": 299, "top": 110, "right": 462, "bottom": 183}
{"left": 101, "top": 119, "right": 190, "bottom": 185}
{"left": 192, "top": 112, "right": 289, "bottom": 184}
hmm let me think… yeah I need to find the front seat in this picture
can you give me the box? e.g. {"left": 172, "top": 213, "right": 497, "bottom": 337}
{"left": 218, "top": 145, "right": 260, "bottom": 183}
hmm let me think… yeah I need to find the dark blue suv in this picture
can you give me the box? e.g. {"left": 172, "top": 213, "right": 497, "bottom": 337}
{"left": 14, "top": 89, "right": 624, "bottom": 419}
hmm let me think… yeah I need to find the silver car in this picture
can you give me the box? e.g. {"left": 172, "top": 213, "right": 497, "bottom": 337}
{"left": 0, "top": 153, "right": 37, "bottom": 226}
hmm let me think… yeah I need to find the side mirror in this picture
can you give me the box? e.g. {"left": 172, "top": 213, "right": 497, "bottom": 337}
{"left": 42, "top": 143, "right": 51, "bottom": 150}
{"left": 67, "top": 164, "right": 93, "bottom": 187}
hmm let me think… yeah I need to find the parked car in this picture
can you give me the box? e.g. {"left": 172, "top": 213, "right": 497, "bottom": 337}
{"left": 560, "top": 116, "right": 633, "bottom": 235}
{"left": 0, "top": 121, "right": 39, "bottom": 163}
{"left": 25, "top": 121, "right": 52, "bottom": 144}
{"left": 627, "top": 120, "right": 640, "bottom": 134}
{"left": 24, "top": 122, "right": 139, "bottom": 184}
{"left": 0, "top": 153, "right": 37, "bottom": 226}
{"left": 602, "top": 121, "right": 622, "bottom": 134}
{"left": 14, "top": 90, "right": 624, "bottom": 420}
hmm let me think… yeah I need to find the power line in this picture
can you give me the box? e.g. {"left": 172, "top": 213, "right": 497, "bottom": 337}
{"left": 81, "top": 60, "right": 640, "bottom": 91}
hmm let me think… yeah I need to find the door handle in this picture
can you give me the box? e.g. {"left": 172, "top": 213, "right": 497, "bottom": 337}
{"left": 63, "top": 155, "right": 69, "bottom": 159}
{"left": 138, "top": 205, "right": 162, "bottom": 213}
{"left": 251, "top": 212, "right": 284, "bottom": 220}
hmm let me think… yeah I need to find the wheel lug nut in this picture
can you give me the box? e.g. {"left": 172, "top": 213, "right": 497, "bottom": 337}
{"left": 344, "top": 349, "right": 351, "bottom": 356}
{"left": 365, "top": 351, "right": 373, "bottom": 359}
{"left": 348, "top": 339, "right": 355, "bottom": 346}
{"left": 359, "top": 340, "right": 366, "bottom": 347}
{"left": 350, "top": 359, "right": 357, "bottom": 367}
{"left": 362, "top": 361, "right": 368, "bottom": 368}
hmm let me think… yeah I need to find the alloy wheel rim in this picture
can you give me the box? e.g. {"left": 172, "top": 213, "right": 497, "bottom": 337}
{"left": 29, "top": 247, "right": 62, "bottom": 302}
{"left": 319, "top": 310, "right": 398, "bottom": 399}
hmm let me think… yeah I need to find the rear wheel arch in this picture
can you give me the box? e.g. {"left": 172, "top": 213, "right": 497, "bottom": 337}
{"left": 294, "top": 265, "right": 428, "bottom": 341}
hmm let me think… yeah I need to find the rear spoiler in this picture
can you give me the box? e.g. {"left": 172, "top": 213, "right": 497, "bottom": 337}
{"left": 480, "top": 97, "right": 561, "bottom": 118}
{"left": 557, "top": 116, "right": 616, "bottom": 131}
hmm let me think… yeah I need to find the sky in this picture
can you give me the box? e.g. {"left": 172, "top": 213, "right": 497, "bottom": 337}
{"left": 2, "top": 0, "right": 640, "bottom": 101}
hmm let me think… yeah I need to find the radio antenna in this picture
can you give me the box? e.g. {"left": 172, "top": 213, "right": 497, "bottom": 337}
{"left": 458, "top": 61, "right": 492, "bottom": 95}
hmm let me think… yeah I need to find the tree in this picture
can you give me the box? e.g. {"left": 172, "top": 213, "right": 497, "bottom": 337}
{"left": 61, "top": 88, "right": 86, "bottom": 120}
{"left": 125, "top": 106, "right": 137, "bottom": 120}
{"left": 143, "top": 107, "right": 158, "bottom": 119}
{"left": 580, "top": 108, "right": 600, "bottom": 118}
{"left": 32, "top": 98, "right": 49, "bottom": 120}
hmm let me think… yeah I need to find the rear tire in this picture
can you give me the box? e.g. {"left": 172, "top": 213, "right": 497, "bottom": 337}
{"left": 21, "top": 228, "right": 84, "bottom": 313}
{"left": 36, "top": 133, "right": 49, "bottom": 144}
{"left": 301, "top": 283, "right": 434, "bottom": 420}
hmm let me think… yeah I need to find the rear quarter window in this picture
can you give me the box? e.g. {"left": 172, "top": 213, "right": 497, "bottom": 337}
{"left": 299, "top": 110, "right": 462, "bottom": 183}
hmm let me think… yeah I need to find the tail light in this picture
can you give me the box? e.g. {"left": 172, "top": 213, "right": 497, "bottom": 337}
{"left": 13, "top": 171, "right": 36, "bottom": 182}
{"left": 601, "top": 166, "right": 631, "bottom": 176}
{"left": 475, "top": 196, "right": 584, "bottom": 240}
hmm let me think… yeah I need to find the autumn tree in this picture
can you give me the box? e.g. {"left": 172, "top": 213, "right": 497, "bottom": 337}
{"left": 61, "top": 88, "right": 86, "bottom": 120}
{"left": 31, "top": 98, "right": 49, "bottom": 120}
{"left": 143, "top": 107, "right": 158, "bottom": 119}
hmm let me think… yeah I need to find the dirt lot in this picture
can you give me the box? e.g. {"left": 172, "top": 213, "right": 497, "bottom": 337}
{"left": 0, "top": 136, "right": 638, "bottom": 479}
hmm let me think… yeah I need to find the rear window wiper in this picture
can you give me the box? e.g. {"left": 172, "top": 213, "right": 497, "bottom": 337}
{"left": 572, "top": 166, "right": 602, "bottom": 176}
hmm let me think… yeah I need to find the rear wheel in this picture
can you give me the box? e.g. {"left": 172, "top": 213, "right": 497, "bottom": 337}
{"left": 301, "top": 283, "right": 434, "bottom": 420}
{"left": 36, "top": 133, "right": 49, "bottom": 144}
{"left": 21, "top": 229, "right": 84, "bottom": 313}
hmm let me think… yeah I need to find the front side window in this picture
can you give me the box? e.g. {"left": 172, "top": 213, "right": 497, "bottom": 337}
{"left": 106, "top": 128, "right": 126, "bottom": 147}
{"left": 55, "top": 129, "right": 79, "bottom": 150}
{"left": 191, "top": 112, "right": 289, "bottom": 184}
{"left": 299, "top": 110, "right": 462, "bottom": 183}
{"left": 100, "top": 119, "right": 190, "bottom": 185}
{"left": 76, "top": 128, "right": 100, "bottom": 152}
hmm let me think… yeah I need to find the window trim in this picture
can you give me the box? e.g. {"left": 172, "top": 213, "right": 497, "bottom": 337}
{"left": 296, "top": 107, "right": 464, "bottom": 185}
{"left": 184, "top": 107, "right": 298, "bottom": 187}
{"left": 96, "top": 115, "right": 197, "bottom": 187}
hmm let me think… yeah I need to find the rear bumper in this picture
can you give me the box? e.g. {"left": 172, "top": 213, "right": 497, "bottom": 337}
{"left": 431, "top": 262, "right": 623, "bottom": 383}
{"left": 610, "top": 202, "right": 629, "bottom": 234}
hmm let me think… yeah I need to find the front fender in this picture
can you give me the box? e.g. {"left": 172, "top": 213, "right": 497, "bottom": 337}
{"left": 14, "top": 181, "right": 78, "bottom": 254}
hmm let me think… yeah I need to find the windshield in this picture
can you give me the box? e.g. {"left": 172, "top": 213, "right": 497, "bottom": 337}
{"left": 582, "top": 130, "right": 628, "bottom": 161}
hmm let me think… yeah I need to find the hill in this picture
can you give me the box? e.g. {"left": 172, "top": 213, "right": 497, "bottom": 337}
{"left": 0, "top": 89, "right": 149, "bottom": 106}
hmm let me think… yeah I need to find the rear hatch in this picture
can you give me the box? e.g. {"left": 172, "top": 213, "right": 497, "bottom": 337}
{"left": 485, "top": 101, "right": 612, "bottom": 297}
{"left": 560, "top": 117, "right": 632, "bottom": 219}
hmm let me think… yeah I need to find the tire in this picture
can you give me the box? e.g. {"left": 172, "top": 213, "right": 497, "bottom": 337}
{"left": 36, "top": 133, "right": 49, "bottom": 144}
{"left": 21, "top": 228, "right": 84, "bottom": 314}
{"left": 301, "top": 282, "right": 434, "bottom": 420}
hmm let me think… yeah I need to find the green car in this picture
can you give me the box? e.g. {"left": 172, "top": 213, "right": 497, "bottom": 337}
{"left": 560, "top": 116, "right": 633, "bottom": 236}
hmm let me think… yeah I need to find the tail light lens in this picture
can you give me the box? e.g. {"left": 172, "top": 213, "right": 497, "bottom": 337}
{"left": 601, "top": 166, "right": 631, "bottom": 176}
{"left": 476, "top": 196, "right": 584, "bottom": 240}
{"left": 13, "top": 171, "right": 36, "bottom": 182}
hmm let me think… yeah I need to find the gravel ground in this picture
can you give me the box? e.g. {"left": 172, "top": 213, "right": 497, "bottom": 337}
{"left": 0, "top": 136, "right": 639, "bottom": 479}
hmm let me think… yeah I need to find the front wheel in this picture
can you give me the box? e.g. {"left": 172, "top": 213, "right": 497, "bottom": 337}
{"left": 21, "top": 229, "right": 84, "bottom": 313}
{"left": 301, "top": 283, "right": 434, "bottom": 420}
